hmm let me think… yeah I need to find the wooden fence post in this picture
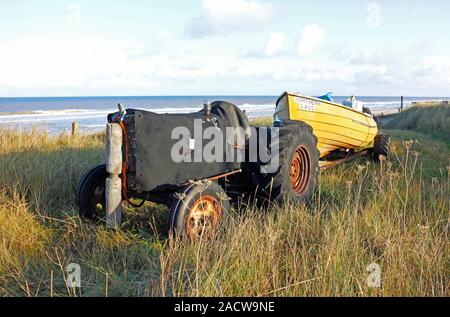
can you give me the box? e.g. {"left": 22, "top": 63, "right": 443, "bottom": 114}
{"left": 72, "top": 122, "right": 79, "bottom": 136}
{"left": 105, "top": 123, "right": 123, "bottom": 228}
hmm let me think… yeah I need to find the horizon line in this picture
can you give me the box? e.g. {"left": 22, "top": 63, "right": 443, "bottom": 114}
{"left": 1, "top": 94, "right": 450, "bottom": 99}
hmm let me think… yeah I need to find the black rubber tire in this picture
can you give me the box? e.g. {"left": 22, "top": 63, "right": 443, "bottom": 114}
{"left": 75, "top": 164, "right": 108, "bottom": 221}
{"left": 252, "top": 121, "right": 320, "bottom": 204}
{"left": 373, "top": 134, "right": 391, "bottom": 160}
{"left": 169, "top": 182, "right": 230, "bottom": 239}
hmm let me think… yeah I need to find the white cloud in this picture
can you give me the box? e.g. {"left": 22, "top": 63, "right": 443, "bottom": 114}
{"left": 185, "top": 0, "right": 273, "bottom": 38}
{"left": 0, "top": 33, "right": 236, "bottom": 95}
{"left": 297, "top": 24, "right": 326, "bottom": 57}
{"left": 340, "top": 44, "right": 450, "bottom": 94}
{"left": 245, "top": 32, "right": 285, "bottom": 57}
{"left": 0, "top": 35, "right": 147, "bottom": 89}
{"left": 261, "top": 32, "right": 285, "bottom": 57}
{"left": 1, "top": 32, "right": 449, "bottom": 97}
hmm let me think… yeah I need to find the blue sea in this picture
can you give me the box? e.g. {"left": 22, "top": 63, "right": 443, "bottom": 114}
{"left": 0, "top": 95, "right": 447, "bottom": 134}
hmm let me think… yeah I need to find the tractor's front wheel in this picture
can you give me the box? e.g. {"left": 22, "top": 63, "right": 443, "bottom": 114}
{"left": 169, "top": 182, "right": 230, "bottom": 240}
{"left": 75, "top": 164, "right": 108, "bottom": 221}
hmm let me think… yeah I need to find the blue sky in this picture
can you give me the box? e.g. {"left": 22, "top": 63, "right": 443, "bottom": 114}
{"left": 1, "top": 0, "right": 449, "bottom": 97}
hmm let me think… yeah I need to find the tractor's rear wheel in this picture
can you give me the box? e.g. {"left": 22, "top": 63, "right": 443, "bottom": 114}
{"left": 373, "top": 134, "right": 391, "bottom": 161}
{"left": 75, "top": 164, "right": 108, "bottom": 221}
{"left": 252, "top": 121, "right": 320, "bottom": 204}
{"left": 169, "top": 182, "right": 230, "bottom": 240}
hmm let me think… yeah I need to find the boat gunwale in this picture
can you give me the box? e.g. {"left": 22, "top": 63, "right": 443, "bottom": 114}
{"left": 277, "top": 91, "right": 374, "bottom": 119}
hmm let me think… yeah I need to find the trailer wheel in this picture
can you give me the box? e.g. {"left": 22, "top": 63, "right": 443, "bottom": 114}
{"left": 169, "top": 182, "right": 230, "bottom": 240}
{"left": 253, "top": 121, "right": 320, "bottom": 204}
{"left": 75, "top": 164, "right": 108, "bottom": 221}
{"left": 373, "top": 134, "right": 391, "bottom": 161}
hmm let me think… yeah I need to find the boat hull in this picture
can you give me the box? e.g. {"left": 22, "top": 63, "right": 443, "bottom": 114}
{"left": 275, "top": 92, "right": 378, "bottom": 158}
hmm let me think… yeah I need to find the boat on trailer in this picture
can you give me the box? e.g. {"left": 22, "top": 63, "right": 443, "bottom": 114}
{"left": 274, "top": 92, "right": 379, "bottom": 168}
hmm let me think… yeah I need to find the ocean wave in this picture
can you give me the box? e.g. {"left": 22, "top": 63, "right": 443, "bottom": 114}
{"left": 0, "top": 103, "right": 275, "bottom": 122}
{"left": 3, "top": 99, "right": 436, "bottom": 126}
{"left": 238, "top": 103, "right": 275, "bottom": 109}
{"left": 0, "top": 114, "right": 107, "bottom": 124}
{"left": 34, "top": 108, "right": 94, "bottom": 114}
{"left": 363, "top": 101, "right": 412, "bottom": 110}
{"left": 364, "top": 101, "right": 402, "bottom": 106}
{"left": 0, "top": 109, "right": 109, "bottom": 119}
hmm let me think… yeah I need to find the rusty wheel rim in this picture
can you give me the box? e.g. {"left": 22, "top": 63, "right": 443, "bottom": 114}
{"left": 290, "top": 146, "right": 312, "bottom": 195}
{"left": 186, "top": 195, "right": 222, "bottom": 239}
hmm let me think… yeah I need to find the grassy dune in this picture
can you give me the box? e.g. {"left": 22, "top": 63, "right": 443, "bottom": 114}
{"left": 384, "top": 104, "right": 450, "bottom": 143}
{"left": 0, "top": 108, "right": 448, "bottom": 297}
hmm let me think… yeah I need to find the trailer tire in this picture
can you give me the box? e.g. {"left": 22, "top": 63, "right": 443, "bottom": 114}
{"left": 253, "top": 121, "right": 320, "bottom": 204}
{"left": 169, "top": 182, "right": 230, "bottom": 240}
{"left": 373, "top": 134, "right": 391, "bottom": 161}
{"left": 75, "top": 164, "right": 108, "bottom": 221}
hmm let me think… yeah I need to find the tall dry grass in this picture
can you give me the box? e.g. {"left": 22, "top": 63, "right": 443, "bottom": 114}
{"left": 0, "top": 121, "right": 448, "bottom": 296}
{"left": 156, "top": 136, "right": 449, "bottom": 296}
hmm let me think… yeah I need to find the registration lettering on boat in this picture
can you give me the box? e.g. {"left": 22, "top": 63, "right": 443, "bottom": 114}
{"left": 294, "top": 97, "right": 320, "bottom": 112}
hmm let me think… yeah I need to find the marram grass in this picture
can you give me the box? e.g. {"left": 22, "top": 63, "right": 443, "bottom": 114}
{"left": 384, "top": 104, "right": 450, "bottom": 143}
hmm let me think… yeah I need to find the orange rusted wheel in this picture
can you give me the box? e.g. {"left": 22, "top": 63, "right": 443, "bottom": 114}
{"left": 169, "top": 182, "right": 230, "bottom": 240}
{"left": 186, "top": 195, "right": 223, "bottom": 239}
{"left": 290, "top": 146, "right": 312, "bottom": 195}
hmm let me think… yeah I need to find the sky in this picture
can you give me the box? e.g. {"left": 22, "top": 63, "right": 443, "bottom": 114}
{"left": 0, "top": 0, "right": 449, "bottom": 97}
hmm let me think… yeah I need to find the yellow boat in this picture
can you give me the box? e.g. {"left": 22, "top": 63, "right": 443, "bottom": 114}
{"left": 274, "top": 92, "right": 378, "bottom": 161}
